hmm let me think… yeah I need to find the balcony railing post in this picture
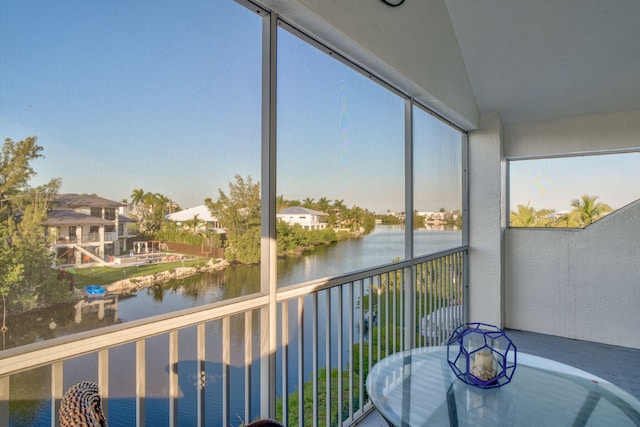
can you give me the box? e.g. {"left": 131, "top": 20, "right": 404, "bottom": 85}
{"left": 245, "top": 310, "right": 254, "bottom": 424}
{"left": 463, "top": 249, "right": 469, "bottom": 323}
{"left": 52, "top": 361, "right": 63, "bottom": 427}
{"left": 280, "top": 302, "right": 289, "bottom": 425}
{"left": 325, "top": 290, "right": 332, "bottom": 427}
{"left": 98, "top": 349, "right": 109, "bottom": 421}
{"left": 197, "top": 323, "right": 206, "bottom": 427}
{"left": 404, "top": 265, "right": 414, "bottom": 351}
{"left": 136, "top": 340, "right": 146, "bottom": 427}
{"left": 222, "top": 317, "right": 231, "bottom": 426}
{"left": 0, "top": 376, "right": 8, "bottom": 427}
{"left": 297, "top": 296, "right": 305, "bottom": 425}
{"left": 169, "top": 331, "right": 179, "bottom": 427}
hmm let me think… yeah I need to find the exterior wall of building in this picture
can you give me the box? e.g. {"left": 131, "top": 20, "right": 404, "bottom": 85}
{"left": 50, "top": 198, "right": 130, "bottom": 264}
{"left": 505, "top": 203, "right": 640, "bottom": 349}
{"left": 468, "top": 113, "right": 505, "bottom": 327}
{"left": 469, "top": 109, "right": 640, "bottom": 348}
{"left": 277, "top": 214, "right": 327, "bottom": 230}
{"left": 503, "top": 109, "right": 640, "bottom": 349}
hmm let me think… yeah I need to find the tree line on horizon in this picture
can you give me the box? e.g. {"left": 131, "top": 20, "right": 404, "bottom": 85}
{"left": 0, "top": 136, "right": 378, "bottom": 316}
{"left": 129, "top": 175, "right": 378, "bottom": 265}
{"left": 0, "top": 135, "right": 461, "bottom": 317}
{"left": 510, "top": 195, "right": 613, "bottom": 228}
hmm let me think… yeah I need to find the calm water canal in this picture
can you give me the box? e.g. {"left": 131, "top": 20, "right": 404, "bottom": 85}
{"left": 10, "top": 226, "right": 461, "bottom": 426}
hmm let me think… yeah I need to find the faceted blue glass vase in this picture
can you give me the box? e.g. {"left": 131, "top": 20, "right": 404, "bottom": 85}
{"left": 446, "top": 322, "right": 517, "bottom": 389}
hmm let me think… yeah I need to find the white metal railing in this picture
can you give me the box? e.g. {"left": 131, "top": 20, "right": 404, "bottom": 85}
{"left": 0, "top": 248, "right": 466, "bottom": 426}
{"left": 85, "top": 232, "right": 100, "bottom": 243}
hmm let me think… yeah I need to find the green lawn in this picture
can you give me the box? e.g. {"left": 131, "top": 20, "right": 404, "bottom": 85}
{"left": 71, "top": 258, "right": 210, "bottom": 288}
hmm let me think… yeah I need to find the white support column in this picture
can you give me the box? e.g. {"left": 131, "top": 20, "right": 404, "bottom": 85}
{"left": 468, "top": 112, "right": 505, "bottom": 326}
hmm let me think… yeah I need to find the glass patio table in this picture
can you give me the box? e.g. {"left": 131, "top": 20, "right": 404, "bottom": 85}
{"left": 366, "top": 346, "right": 640, "bottom": 426}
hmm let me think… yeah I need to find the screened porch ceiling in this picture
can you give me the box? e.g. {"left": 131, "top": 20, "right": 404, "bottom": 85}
{"left": 264, "top": 0, "right": 640, "bottom": 127}
{"left": 445, "top": 0, "right": 640, "bottom": 125}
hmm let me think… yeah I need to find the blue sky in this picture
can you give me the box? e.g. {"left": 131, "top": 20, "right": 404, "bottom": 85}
{"left": 509, "top": 152, "right": 640, "bottom": 212}
{"left": 1, "top": 0, "right": 463, "bottom": 214}
{"left": 1, "top": 1, "right": 262, "bottom": 208}
{"left": 276, "top": 28, "right": 406, "bottom": 212}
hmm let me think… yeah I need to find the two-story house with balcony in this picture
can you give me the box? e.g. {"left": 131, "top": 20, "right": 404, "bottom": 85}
{"left": 45, "top": 194, "right": 136, "bottom": 266}
{"left": 277, "top": 206, "right": 328, "bottom": 230}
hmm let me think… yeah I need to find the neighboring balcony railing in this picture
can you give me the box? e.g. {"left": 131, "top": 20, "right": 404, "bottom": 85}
{"left": 85, "top": 232, "right": 100, "bottom": 242}
{"left": 54, "top": 236, "right": 78, "bottom": 244}
{"left": 0, "top": 247, "right": 466, "bottom": 426}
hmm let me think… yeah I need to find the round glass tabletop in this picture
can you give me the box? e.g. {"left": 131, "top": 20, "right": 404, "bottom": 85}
{"left": 366, "top": 346, "right": 640, "bottom": 426}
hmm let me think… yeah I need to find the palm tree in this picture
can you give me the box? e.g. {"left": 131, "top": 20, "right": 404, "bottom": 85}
{"left": 510, "top": 203, "right": 556, "bottom": 227}
{"left": 510, "top": 203, "right": 538, "bottom": 227}
{"left": 154, "top": 193, "right": 171, "bottom": 215}
{"left": 276, "top": 195, "right": 287, "bottom": 212}
{"left": 569, "top": 194, "right": 612, "bottom": 227}
{"left": 183, "top": 214, "right": 204, "bottom": 234}
{"left": 302, "top": 197, "right": 315, "bottom": 209}
{"left": 317, "top": 197, "right": 331, "bottom": 213}
{"left": 131, "top": 188, "right": 145, "bottom": 207}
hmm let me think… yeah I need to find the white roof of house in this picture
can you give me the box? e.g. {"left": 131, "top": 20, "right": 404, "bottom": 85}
{"left": 277, "top": 206, "right": 328, "bottom": 216}
{"left": 166, "top": 205, "right": 217, "bottom": 222}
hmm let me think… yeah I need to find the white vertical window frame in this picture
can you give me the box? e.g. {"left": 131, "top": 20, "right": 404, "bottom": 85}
{"left": 461, "top": 133, "right": 470, "bottom": 323}
{"left": 260, "top": 5, "right": 277, "bottom": 419}
{"left": 404, "top": 97, "right": 415, "bottom": 350}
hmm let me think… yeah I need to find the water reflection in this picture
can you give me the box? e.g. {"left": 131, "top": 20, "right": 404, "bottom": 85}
{"left": 3, "top": 226, "right": 461, "bottom": 351}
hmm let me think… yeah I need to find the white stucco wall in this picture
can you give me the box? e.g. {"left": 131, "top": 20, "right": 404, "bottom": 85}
{"left": 505, "top": 203, "right": 640, "bottom": 348}
{"left": 468, "top": 113, "right": 505, "bottom": 326}
{"left": 260, "top": 0, "right": 479, "bottom": 129}
{"left": 503, "top": 110, "right": 640, "bottom": 349}
{"left": 504, "top": 109, "right": 640, "bottom": 158}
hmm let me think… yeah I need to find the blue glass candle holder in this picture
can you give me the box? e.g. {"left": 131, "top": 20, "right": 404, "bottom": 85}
{"left": 446, "top": 322, "right": 517, "bottom": 389}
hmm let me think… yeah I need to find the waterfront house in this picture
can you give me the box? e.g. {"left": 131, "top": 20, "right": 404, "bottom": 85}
{"left": 45, "top": 194, "right": 136, "bottom": 265}
{"left": 276, "top": 206, "right": 328, "bottom": 230}
{"left": 165, "top": 204, "right": 223, "bottom": 233}
{"left": 1, "top": 1, "right": 639, "bottom": 426}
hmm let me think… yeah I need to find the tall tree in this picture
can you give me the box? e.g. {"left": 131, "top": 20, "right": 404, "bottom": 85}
{"left": 0, "top": 137, "right": 70, "bottom": 320}
{"left": 205, "top": 175, "right": 261, "bottom": 263}
{"left": 130, "top": 190, "right": 173, "bottom": 234}
{"left": 130, "top": 188, "right": 145, "bottom": 207}
{"left": 0, "top": 137, "right": 42, "bottom": 203}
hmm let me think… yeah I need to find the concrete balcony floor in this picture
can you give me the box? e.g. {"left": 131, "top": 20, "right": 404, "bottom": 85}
{"left": 357, "top": 329, "right": 640, "bottom": 426}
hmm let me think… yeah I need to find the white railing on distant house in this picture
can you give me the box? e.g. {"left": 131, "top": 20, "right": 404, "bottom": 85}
{"left": 0, "top": 248, "right": 466, "bottom": 427}
{"left": 85, "top": 232, "right": 101, "bottom": 243}
{"left": 55, "top": 236, "right": 78, "bottom": 245}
